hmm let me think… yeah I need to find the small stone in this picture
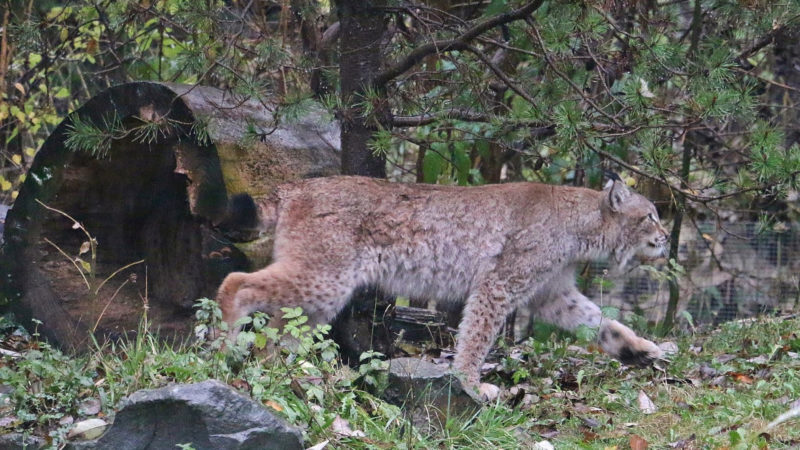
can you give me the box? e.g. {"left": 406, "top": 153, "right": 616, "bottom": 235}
{"left": 68, "top": 418, "right": 108, "bottom": 440}
{"left": 532, "top": 440, "right": 555, "bottom": 450}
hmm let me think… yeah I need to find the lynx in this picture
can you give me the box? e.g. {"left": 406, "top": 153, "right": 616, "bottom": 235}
{"left": 215, "top": 176, "right": 668, "bottom": 399}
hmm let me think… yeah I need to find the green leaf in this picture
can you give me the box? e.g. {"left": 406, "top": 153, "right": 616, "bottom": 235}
{"left": 254, "top": 333, "right": 267, "bottom": 350}
{"left": 453, "top": 145, "right": 471, "bottom": 186}
{"left": 601, "top": 306, "right": 620, "bottom": 320}
{"left": 54, "top": 87, "right": 70, "bottom": 99}
{"left": 423, "top": 145, "right": 445, "bottom": 183}
{"left": 76, "top": 258, "right": 91, "bottom": 273}
{"left": 575, "top": 324, "right": 597, "bottom": 342}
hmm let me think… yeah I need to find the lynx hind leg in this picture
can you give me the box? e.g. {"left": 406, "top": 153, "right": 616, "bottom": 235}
{"left": 218, "top": 261, "right": 355, "bottom": 348}
{"left": 535, "top": 289, "right": 662, "bottom": 366}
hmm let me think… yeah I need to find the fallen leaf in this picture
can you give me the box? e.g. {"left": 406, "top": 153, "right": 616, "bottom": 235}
{"left": 667, "top": 433, "right": 696, "bottom": 448}
{"left": 638, "top": 390, "right": 657, "bottom": 414}
{"left": 728, "top": 372, "right": 754, "bottom": 384}
{"left": 265, "top": 400, "right": 283, "bottom": 412}
{"left": 331, "top": 415, "right": 365, "bottom": 438}
{"left": 67, "top": 418, "right": 108, "bottom": 440}
{"left": 630, "top": 434, "right": 648, "bottom": 450}
{"left": 77, "top": 397, "right": 101, "bottom": 416}
{"left": 582, "top": 429, "right": 599, "bottom": 442}
{"left": 581, "top": 417, "right": 601, "bottom": 429}
{"left": 306, "top": 440, "right": 329, "bottom": 450}
{"left": 659, "top": 342, "right": 679, "bottom": 355}
{"left": 230, "top": 378, "right": 251, "bottom": 392}
{"left": 638, "top": 78, "right": 655, "bottom": 98}
{"left": 747, "top": 355, "right": 770, "bottom": 365}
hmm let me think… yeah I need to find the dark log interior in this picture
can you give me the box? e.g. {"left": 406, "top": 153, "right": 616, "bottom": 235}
{"left": 1, "top": 83, "right": 249, "bottom": 350}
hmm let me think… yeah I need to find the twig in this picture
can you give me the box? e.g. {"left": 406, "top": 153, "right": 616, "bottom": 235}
{"left": 92, "top": 278, "right": 130, "bottom": 333}
{"left": 94, "top": 259, "right": 145, "bottom": 295}
{"left": 43, "top": 237, "right": 90, "bottom": 290}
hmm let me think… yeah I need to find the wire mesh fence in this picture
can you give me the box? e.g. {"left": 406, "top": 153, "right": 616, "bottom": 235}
{"left": 584, "top": 221, "right": 800, "bottom": 327}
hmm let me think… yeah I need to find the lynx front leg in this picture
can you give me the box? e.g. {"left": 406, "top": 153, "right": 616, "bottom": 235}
{"left": 534, "top": 288, "right": 663, "bottom": 366}
{"left": 453, "top": 280, "right": 513, "bottom": 400}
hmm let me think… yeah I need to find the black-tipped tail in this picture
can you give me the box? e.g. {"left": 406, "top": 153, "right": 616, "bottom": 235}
{"left": 215, "top": 193, "right": 261, "bottom": 242}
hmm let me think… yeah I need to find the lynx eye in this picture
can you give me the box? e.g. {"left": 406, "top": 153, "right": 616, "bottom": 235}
{"left": 647, "top": 212, "right": 658, "bottom": 222}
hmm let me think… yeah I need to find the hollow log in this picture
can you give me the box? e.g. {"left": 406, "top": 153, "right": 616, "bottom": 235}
{"left": 0, "top": 82, "right": 340, "bottom": 350}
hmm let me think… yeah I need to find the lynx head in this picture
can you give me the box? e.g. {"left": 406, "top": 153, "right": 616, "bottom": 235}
{"left": 602, "top": 180, "right": 669, "bottom": 268}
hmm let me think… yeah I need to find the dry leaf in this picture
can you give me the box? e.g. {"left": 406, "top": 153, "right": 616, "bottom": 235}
{"left": 638, "top": 78, "right": 655, "bottom": 98}
{"left": 265, "top": 400, "right": 283, "bottom": 412}
{"left": 659, "top": 341, "right": 679, "bottom": 355}
{"left": 230, "top": 378, "right": 251, "bottom": 392}
{"left": 582, "top": 429, "right": 599, "bottom": 442}
{"left": 637, "top": 390, "right": 657, "bottom": 414}
{"left": 630, "top": 434, "right": 649, "bottom": 450}
{"left": 331, "top": 415, "right": 365, "bottom": 438}
{"left": 728, "top": 372, "right": 754, "bottom": 384}
{"left": 79, "top": 241, "right": 91, "bottom": 255}
{"left": 306, "top": 440, "right": 329, "bottom": 450}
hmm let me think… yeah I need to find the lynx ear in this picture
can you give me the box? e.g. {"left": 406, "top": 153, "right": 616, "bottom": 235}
{"left": 605, "top": 180, "right": 631, "bottom": 213}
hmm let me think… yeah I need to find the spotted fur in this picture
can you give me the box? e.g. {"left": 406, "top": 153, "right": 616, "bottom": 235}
{"left": 215, "top": 176, "right": 668, "bottom": 394}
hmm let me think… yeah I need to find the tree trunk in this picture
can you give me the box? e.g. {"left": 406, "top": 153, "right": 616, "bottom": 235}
{"left": 0, "top": 82, "right": 340, "bottom": 350}
{"left": 336, "top": 0, "right": 388, "bottom": 177}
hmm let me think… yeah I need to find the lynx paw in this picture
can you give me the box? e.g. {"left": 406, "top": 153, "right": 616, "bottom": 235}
{"left": 600, "top": 321, "right": 663, "bottom": 367}
{"left": 617, "top": 336, "right": 663, "bottom": 367}
{"left": 477, "top": 382, "right": 501, "bottom": 402}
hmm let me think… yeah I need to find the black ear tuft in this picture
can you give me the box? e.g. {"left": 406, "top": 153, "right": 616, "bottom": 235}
{"left": 604, "top": 170, "right": 622, "bottom": 182}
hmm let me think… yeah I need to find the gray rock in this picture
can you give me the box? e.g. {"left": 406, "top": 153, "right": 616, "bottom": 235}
{"left": 0, "top": 203, "right": 9, "bottom": 245}
{"left": 77, "top": 379, "right": 303, "bottom": 450}
{"left": 382, "top": 357, "right": 481, "bottom": 429}
{"left": 0, "top": 433, "right": 45, "bottom": 450}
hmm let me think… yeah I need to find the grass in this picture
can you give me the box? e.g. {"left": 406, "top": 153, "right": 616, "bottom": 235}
{"left": 1, "top": 305, "right": 799, "bottom": 449}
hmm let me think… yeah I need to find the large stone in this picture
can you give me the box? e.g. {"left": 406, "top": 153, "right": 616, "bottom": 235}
{"left": 382, "top": 357, "right": 481, "bottom": 429}
{"left": 0, "top": 433, "right": 45, "bottom": 450}
{"left": 73, "top": 380, "right": 303, "bottom": 450}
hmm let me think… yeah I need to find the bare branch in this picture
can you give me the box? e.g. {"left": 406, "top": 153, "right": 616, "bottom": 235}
{"left": 736, "top": 17, "right": 800, "bottom": 67}
{"left": 392, "top": 109, "right": 492, "bottom": 127}
{"left": 374, "top": 0, "right": 544, "bottom": 87}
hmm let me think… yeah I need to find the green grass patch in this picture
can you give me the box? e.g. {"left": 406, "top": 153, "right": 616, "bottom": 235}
{"left": 1, "top": 306, "right": 799, "bottom": 448}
